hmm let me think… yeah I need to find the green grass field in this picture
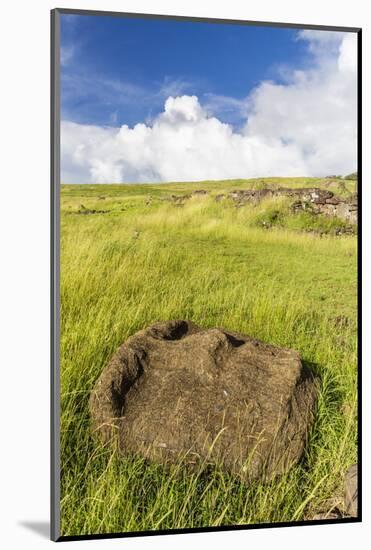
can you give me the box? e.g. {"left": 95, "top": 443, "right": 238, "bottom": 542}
{"left": 60, "top": 177, "right": 357, "bottom": 536}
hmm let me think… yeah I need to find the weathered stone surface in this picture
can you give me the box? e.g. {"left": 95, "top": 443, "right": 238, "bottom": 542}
{"left": 165, "top": 185, "right": 357, "bottom": 225}
{"left": 228, "top": 188, "right": 275, "bottom": 205}
{"left": 90, "top": 320, "right": 318, "bottom": 481}
{"left": 325, "top": 197, "right": 341, "bottom": 206}
{"left": 227, "top": 187, "right": 334, "bottom": 206}
{"left": 344, "top": 464, "right": 358, "bottom": 517}
{"left": 215, "top": 194, "right": 226, "bottom": 202}
{"left": 224, "top": 187, "right": 358, "bottom": 224}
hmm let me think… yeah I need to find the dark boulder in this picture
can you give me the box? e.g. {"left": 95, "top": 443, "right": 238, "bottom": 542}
{"left": 90, "top": 320, "right": 317, "bottom": 481}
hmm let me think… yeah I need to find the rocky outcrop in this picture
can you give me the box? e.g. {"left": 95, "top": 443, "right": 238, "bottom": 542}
{"left": 77, "top": 204, "right": 109, "bottom": 215}
{"left": 290, "top": 190, "right": 357, "bottom": 224}
{"left": 166, "top": 185, "right": 357, "bottom": 225}
{"left": 90, "top": 320, "right": 318, "bottom": 482}
{"left": 226, "top": 187, "right": 358, "bottom": 224}
{"left": 215, "top": 194, "right": 226, "bottom": 202}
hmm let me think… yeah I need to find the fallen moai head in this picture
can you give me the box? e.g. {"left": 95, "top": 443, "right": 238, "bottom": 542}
{"left": 89, "top": 320, "right": 318, "bottom": 481}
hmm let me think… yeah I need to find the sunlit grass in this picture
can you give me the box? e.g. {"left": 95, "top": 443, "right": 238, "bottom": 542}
{"left": 60, "top": 178, "right": 357, "bottom": 536}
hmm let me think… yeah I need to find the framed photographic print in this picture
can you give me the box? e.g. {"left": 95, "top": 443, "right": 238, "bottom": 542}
{"left": 51, "top": 7, "right": 361, "bottom": 541}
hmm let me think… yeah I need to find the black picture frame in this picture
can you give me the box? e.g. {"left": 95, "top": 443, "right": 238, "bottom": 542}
{"left": 51, "top": 8, "right": 362, "bottom": 542}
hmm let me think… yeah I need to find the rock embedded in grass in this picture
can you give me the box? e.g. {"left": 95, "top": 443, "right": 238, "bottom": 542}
{"left": 226, "top": 187, "right": 358, "bottom": 224}
{"left": 89, "top": 320, "right": 318, "bottom": 481}
{"left": 344, "top": 464, "right": 358, "bottom": 517}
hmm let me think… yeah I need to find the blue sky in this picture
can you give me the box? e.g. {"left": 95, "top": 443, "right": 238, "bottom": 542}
{"left": 61, "top": 14, "right": 312, "bottom": 128}
{"left": 60, "top": 14, "right": 357, "bottom": 183}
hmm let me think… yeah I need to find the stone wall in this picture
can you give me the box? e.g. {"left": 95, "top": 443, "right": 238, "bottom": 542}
{"left": 168, "top": 186, "right": 358, "bottom": 225}
{"left": 225, "top": 187, "right": 358, "bottom": 224}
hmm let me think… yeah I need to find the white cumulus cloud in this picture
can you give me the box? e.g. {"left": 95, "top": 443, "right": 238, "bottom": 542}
{"left": 61, "top": 31, "right": 357, "bottom": 183}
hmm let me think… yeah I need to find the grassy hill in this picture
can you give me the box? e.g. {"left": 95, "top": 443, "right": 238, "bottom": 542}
{"left": 60, "top": 177, "right": 357, "bottom": 535}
